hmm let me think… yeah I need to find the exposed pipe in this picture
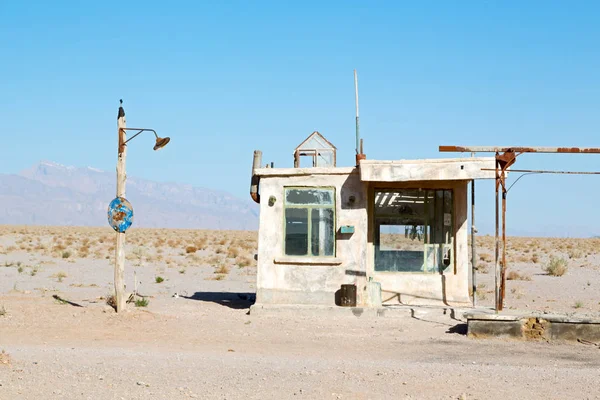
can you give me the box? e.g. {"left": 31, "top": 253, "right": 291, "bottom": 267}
{"left": 354, "top": 69, "right": 360, "bottom": 155}
{"left": 250, "top": 150, "right": 262, "bottom": 203}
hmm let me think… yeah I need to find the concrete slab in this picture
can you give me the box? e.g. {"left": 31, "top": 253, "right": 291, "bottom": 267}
{"left": 249, "top": 303, "right": 491, "bottom": 321}
{"left": 464, "top": 311, "right": 600, "bottom": 342}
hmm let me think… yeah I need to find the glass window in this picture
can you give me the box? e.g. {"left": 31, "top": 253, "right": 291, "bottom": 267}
{"left": 374, "top": 189, "right": 453, "bottom": 273}
{"left": 284, "top": 188, "right": 335, "bottom": 257}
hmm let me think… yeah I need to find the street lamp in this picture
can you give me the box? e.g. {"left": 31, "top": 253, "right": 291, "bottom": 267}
{"left": 122, "top": 128, "right": 171, "bottom": 151}
{"left": 108, "top": 100, "right": 170, "bottom": 312}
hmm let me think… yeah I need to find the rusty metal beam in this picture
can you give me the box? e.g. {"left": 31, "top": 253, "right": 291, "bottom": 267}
{"left": 440, "top": 146, "right": 600, "bottom": 154}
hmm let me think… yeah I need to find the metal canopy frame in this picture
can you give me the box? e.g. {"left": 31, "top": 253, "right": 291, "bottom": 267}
{"left": 439, "top": 145, "right": 600, "bottom": 312}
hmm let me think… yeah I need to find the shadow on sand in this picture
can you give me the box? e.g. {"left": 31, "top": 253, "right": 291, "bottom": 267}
{"left": 181, "top": 292, "right": 256, "bottom": 310}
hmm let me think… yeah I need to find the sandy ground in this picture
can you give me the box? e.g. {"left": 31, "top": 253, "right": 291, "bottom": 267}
{"left": 1, "top": 226, "right": 600, "bottom": 399}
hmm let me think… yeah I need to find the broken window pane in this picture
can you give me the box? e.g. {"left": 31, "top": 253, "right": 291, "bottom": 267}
{"left": 285, "top": 188, "right": 334, "bottom": 205}
{"left": 284, "top": 188, "right": 336, "bottom": 257}
{"left": 374, "top": 189, "right": 453, "bottom": 273}
{"left": 311, "top": 208, "right": 334, "bottom": 256}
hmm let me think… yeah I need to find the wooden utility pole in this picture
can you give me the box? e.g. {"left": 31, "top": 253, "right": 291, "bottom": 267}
{"left": 115, "top": 101, "right": 127, "bottom": 312}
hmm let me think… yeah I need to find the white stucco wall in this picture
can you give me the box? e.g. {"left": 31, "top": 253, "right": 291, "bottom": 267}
{"left": 254, "top": 168, "right": 473, "bottom": 307}
{"left": 256, "top": 170, "right": 369, "bottom": 306}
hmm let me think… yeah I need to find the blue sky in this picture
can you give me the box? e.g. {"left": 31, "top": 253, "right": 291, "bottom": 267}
{"left": 1, "top": 1, "right": 599, "bottom": 236}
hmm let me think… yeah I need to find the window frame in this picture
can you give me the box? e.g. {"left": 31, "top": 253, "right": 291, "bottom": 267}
{"left": 283, "top": 186, "right": 336, "bottom": 257}
{"left": 373, "top": 188, "right": 455, "bottom": 274}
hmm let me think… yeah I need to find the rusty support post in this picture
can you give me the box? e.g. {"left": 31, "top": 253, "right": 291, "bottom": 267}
{"left": 471, "top": 179, "right": 476, "bottom": 307}
{"left": 494, "top": 155, "right": 500, "bottom": 312}
{"left": 500, "top": 184, "right": 507, "bottom": 311}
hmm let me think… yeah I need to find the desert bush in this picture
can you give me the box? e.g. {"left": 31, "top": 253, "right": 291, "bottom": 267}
{"left": 54, "top": 271, "right": 67, "bottom": 282}
{"left": 62, "top": 251, "right": 71, "bottom": 259}
{"left": 568, "top": 249, "right": 584, "bottom": 260}
{"left": 531, "top": 254, "right": 540, "bottom": 264}
{"left": 477, "top": 264, "right": 489, "bottom": 274}
{"left": 236, "top": 256, "right": 253, "bottom": 268}
{"left": 185, "top": 246, "right": 198, "bottom": 254}
{"left": 227, "top": 247, "right": 240, "bottom": 259}
{"left": 574, "top": 301, "right": 584, "bottom": 309}
{"left": 215, "top": 264, "right": 230, "bottom": 275}
{"left": 479, "top": 253, "right": 492, "bottom": 263}
{"left": 506, "top": 271, "right": 531, "bottom": 281}
{"left": 544, "top": 256, "right": 568, "bottom": 277}
{"left": 135, "top": 297, "right": 149, "bottom": 307}
{"left": 0, "top": 349, "right": 11, "bottom": 365}
{"left": 155, "top": 276, "right": 164, "bottom": 283}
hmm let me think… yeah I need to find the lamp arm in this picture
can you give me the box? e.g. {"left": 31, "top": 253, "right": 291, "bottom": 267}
{"left": 121, "top": 128, "right": 158, "bottom": 145}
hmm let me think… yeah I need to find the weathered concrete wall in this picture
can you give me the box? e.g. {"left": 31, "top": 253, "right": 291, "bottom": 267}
{"left": 360, "top": 158, "right": 497, "bottom": 182}
{"left": 466, "top": 312, "right": 600, "bottom": 342}
{"left": 255, "top": 169, "right": 472, "bottom": 307}
{"left": 256, "top": 170, "right": 369, "bottom": 306}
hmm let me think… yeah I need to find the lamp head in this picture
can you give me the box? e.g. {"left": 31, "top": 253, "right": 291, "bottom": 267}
{"left": 154, "top": 136, "right": 170, "bottom": 151}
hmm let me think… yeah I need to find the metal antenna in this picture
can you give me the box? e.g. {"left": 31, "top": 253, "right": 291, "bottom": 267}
{"left": 354, "top": 69, "right": 360, "bottom": 155}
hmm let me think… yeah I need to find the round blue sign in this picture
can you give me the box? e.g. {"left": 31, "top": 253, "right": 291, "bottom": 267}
{"left": 107, "top": 197, "right": 134, "bottom": 233}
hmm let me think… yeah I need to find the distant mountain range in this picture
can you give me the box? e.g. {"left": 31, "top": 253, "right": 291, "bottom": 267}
{"left": 0, "top": 161, "right": 259, "bottom": 230}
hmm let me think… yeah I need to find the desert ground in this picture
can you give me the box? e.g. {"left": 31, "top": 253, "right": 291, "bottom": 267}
{"left": 1, "top": 225, "right": 599, "bottom": 400}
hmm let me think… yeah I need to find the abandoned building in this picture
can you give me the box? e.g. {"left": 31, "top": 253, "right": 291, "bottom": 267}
{"left": 250, "top": 131, "right": 496, "bottom": 307}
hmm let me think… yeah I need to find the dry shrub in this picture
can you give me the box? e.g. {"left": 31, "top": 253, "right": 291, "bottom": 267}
{"left": 196, "top": 238, "right": 208, "bottom": 250}
{"left": 568, "top": 249, "right": 584, "bottom": 260}
{"left": 544, "top": 256, "right": 568, "bottom": 277}
{"left": 531, "top": 254, "right": 540, "bottom": 264}
{"left": 479, "top": 253, "right": 492, "bottom": 263}
{"left": 515, "top": 254, "right": 530, "bottom": 263}
{"left": 185, "top": 246, "right": 198, "bottom": 254}
{"left": 506, "top": 271, "right": 531, "bottom": 281}
{"left": 477, "top": 263, "right": 489, "bottom": 274}
{"left": 227, "top": 247, "right": 240, "bottom": 259}
{"left": 215, "top": 264, "right": 230, "bottom": 274}
{"left": 0, "top": 350, "right": 11, "bottom": 366}
{"left": 236, "top": 256, "right": 253, "bottom": 268}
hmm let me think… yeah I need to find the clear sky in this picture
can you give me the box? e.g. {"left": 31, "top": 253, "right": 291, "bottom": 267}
{"left": 1, "top": 1, "right": 599, "bottom": 237}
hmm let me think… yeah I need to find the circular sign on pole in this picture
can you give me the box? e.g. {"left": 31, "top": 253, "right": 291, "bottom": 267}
{"left": 107, "top": 197, "right": 134, "bottom": 233}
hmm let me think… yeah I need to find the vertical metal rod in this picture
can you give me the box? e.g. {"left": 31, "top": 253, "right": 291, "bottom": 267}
{"left": 500, "top": 186, "right": 507, "bottom": 311}
{"left": 360, "top": 138, "right": 364, "bottom": 154}
{"left": 354, "top": 69, "right": 360, "bottom": 155}
{"left": 115, "top": 101, "right": 127, "bottom": 313}
{"left": 494, "top": 157, "right": 500, "bottom": 312}
{"left": 471, "top": 179, "right": 477, "bottom": 307}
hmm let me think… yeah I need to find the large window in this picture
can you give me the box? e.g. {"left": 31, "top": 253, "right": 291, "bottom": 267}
{"left": 374, "top": 189, "right": 453, "bottom": 273}
{"left": 284, "top": 188, "right": 335, "bottom": 257}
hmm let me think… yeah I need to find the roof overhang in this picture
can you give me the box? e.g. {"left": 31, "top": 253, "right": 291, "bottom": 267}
{"left": 254, "top": 167, "right": 356, "bottom": 177}
{"left": 359, "top": 157, "right": 498, "bottom": 182}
